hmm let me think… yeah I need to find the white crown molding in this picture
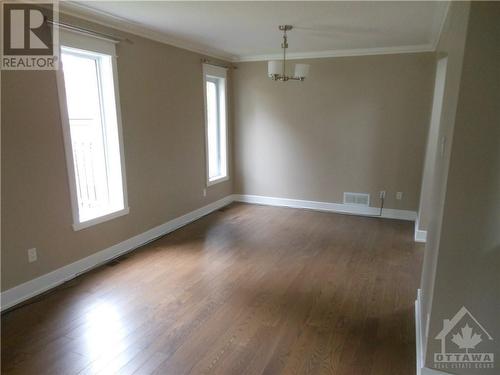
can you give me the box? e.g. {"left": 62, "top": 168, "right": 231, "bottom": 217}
{"left": 234, "top": 43, "right": 435, "bottom": 62}
{"left": 58, "top": 2, "right": 237, "bottom": 62}
{"left": 58, "top": 2, "right": 450, "bottom": 63}
{"left": 233, "top": 194, "right": 417, "bottom": 221}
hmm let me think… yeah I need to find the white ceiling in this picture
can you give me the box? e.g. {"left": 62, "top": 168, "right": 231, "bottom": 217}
{"left": 64, "top": 1, "right": 449, "bottom": 62}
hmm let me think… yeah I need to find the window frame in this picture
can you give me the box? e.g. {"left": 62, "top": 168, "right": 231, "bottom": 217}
{"left": 202, "top": 63, "right": 229, "bottom": 186}
{"left": 57, "top": 30, "right": 129, "bottom": 231}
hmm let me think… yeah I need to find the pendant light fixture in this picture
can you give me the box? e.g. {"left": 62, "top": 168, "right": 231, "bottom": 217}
{"left": 268, "top": 25, "right": 310, "bottom": 82}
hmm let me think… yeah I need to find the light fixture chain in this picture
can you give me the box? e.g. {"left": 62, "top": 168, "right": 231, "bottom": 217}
{"left": 282, "top": 29, "right": 287, "bottom": 78}
{"left": 269, "top": 24, "right": 308, "bottom": 82}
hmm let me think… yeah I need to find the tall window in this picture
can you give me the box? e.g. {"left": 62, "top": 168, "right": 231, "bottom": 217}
{"left": 203, "top": 64, "right": 228, "bottom": 185}
{"left": 58, "top": 31, "right": 128, "bottom": 230}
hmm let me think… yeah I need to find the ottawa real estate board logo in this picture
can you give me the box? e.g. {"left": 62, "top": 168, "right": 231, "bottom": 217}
{"left": 1, "top": 1, "right": 59, "bottom": 70}
{"left": 433, "top": 306, "right": 495, "bottom": 371}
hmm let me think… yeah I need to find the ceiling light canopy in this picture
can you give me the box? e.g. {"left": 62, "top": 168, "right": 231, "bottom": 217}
{"left": 268, "top": 25, "right": 310, "bottom": 82}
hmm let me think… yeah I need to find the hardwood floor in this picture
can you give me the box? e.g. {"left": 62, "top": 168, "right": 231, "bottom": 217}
{"left": 1, "top": 203, "right": 423, "bottom": 375}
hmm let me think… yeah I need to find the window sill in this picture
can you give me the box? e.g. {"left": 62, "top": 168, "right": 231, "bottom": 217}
{"left": 73, "top": 207, "right": 130, "bottom": 231}
{"left": 207, "top": 175, "right": 229, "bottom": 187}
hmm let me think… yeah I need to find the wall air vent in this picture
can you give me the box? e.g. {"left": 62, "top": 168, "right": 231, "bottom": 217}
{"left": 343, "top": 192, "right": 370, "bottom": 206}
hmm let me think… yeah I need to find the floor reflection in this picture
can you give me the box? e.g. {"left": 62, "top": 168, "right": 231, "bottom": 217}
{"left": 84, "top": 301, "right": 127, "bottom": 372}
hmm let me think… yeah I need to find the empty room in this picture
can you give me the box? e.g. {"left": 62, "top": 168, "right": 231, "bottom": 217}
{"left": 1, "top": 1, "right": 499, "bottom": 374}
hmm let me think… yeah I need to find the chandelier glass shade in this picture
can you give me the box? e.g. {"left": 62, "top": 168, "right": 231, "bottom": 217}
{"left": 268, "top": 25, "right": 310, "bottom": 82}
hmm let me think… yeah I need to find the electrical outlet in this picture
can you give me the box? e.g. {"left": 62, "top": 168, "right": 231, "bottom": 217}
{"left": 28, "top": 248, "right": 37, "bottom": 263}
{"left": 203, "top": 188, "right": 207, "bottom": 197}
{"left": 396, "top": 192, "right": 403, "bottom": 200}
{"left": 379, "top": 190, "right": 386, "bottom": 199}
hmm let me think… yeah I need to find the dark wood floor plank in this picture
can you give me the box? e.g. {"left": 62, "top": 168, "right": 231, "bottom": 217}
{"left": 1, "top": 203, "right": 423, "bottom": 375}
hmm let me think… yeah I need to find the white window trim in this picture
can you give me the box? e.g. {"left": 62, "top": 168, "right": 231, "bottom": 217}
{"left": 57, "top": 30, "right": 129, "bottom": 231}
{"left": 202, "top": 63, "right": 230, "bottom": 187}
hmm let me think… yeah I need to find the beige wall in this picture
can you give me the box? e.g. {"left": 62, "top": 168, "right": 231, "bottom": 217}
{"left": 423, "top": 3, "right": 500, "bottom": 373}
{"left": 417, "top": 1, "right": 470, "bottom": 361}
{"left": 233, "top": 54, "right": 435, "bottom": 211}
{"left": 0, "top": 13, "right": 444, "bottom": 296}
{"left": 1, "top": 15, "right": 232, "bottom": 291}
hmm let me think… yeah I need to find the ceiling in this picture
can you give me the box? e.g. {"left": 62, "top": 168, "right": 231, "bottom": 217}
{"left": 63, "top": 1, "right": 449, "bottom": 62}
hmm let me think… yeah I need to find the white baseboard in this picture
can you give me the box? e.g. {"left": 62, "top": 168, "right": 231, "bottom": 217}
{"left": 415, "top": 229, "right": 428, "bottom": 243}
{"left": 1, "top": 193, "right": 420, "bottom": 312}
{"left": 233, "top": 194, "right": 417, "bottom": 221}
{"left": 415, "top": 289, "right": 450, "bottom": 375}
{"left": 414, "top": 216, "right": 427, "bottom": 243}
{"left": 0, "top": 196, "right": 233, "bottom": 312}
{"left": 416, "top": 289, "right": 424, "bottom": 375}
{"left": 422, "top": 368, "right": 451, "bottom": 375}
